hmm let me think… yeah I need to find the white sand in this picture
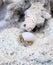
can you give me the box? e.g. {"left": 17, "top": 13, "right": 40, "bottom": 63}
{"left": 0, "top": 18, "right": 53, "bottom": 65}
{"left": 0, "top": 2, "right": 53, "bottom": 65}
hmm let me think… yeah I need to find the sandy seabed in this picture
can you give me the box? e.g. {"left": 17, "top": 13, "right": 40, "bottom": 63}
{"left": 0, "top": 4, "right": 53, "bottom": 65}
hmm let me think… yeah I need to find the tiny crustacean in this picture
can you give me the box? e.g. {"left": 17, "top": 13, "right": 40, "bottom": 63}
{"left": 19, "top": 32, "right": 35, "bottom": 47}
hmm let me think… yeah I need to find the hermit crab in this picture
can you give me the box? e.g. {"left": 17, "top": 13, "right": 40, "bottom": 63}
{"left": 19, "top": 32, "right": 35, "bottom": 47}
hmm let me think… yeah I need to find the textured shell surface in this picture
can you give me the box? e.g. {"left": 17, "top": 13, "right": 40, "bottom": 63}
{"left": 21, "top": 2, "right": 45, "bottom": 31}
{"left": 21, "top": 32, "right": 35, "bottom": 41}
{"left": 21, "top": 17, "right": 37, "bottom": 31}
{"left": 37, "top": 17, "right": 45, "bottom": 24}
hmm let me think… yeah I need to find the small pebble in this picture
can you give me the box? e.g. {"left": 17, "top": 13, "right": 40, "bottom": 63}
{"left": 19, "top": 32, "right": 35, "bottom": 47}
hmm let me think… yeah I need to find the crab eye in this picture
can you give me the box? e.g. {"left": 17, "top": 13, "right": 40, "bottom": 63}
{"left": 24, "top": 24, "right": 26, "bottom": 27}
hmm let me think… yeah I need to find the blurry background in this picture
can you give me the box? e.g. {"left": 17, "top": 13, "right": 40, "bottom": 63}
{"left": 30, "top": 0, "right": 53, "bottom": 17}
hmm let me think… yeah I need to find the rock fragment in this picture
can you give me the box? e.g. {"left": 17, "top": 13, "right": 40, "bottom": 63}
{"left": 19, "top": 32, "right": 35, "bottom": 46}
{"left": 21, "top": 2, "right": 51, "bottom": 32}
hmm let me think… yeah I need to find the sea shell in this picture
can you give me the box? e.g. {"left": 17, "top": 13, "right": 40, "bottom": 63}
{"left": 21, "top": 6, "right": 45, "bottom": 31}
{"left": 21, "top": 2, "right": 51, "bottom": 32}
{"left": 37, "top": 17, "right": 45, "bottom": 25}
{"left": 19, "top": 32, "right": 35, "bottom": 47}
{"left": 21, "top": 3, "right": 42, "bottom": 32}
